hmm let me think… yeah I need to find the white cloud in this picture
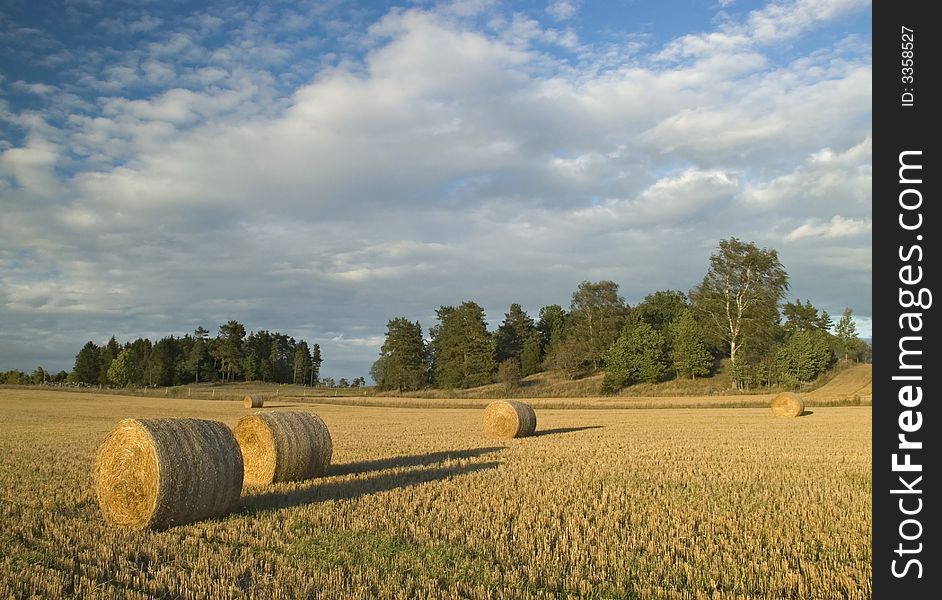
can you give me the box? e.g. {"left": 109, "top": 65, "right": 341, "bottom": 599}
{"left": 657, "top": 0, "right": 870, "bottom": 61}
{"left": 0, "top": 0, "right": 872, "bottom": 377}
{"left": 547, "top": 0, "right": 581, "bottom": 21}
{"left": 784, "top": 216, "right": 871, "bottom": 241}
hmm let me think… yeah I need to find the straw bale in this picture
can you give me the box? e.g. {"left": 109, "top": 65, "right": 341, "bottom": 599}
{"left": 482, "top": 400, "right": 537, "bottom": 438}
{"left": 771, "top": 392, "right": 805, "bottom": 417}
{"left": 94, "top": 418, "right": 244, "bottom": 530}
{"left": 234, "top": 411, "right": 332, "bottom": 485}
{"left": 243, "top": 395, "right": 264, "bottom": 408}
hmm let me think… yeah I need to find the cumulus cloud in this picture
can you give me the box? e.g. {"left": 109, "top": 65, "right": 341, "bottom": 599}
{"left": 0, "top": 0, "right": 872, "bottom": 377}
{"left": 784, "top": 216, "right": 872, "bottom": 241}
{"left": 546, "top": 0, "right": 581, "bottom": 21}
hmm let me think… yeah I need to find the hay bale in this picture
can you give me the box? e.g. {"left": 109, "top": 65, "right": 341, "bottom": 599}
{"left": 243, "top": 394, "right": 264, "bottom": 408}
{"left": 94, "top": 418, "right": 244, "bottom": 530}
{"left": 771, "top": 392, "right": 805, "bottom": 417}
{"left": 482, "top": 400, "right": 537, "bottom": 438}
{"left": 234, "top": 411, "right": 332, "bottom": 485}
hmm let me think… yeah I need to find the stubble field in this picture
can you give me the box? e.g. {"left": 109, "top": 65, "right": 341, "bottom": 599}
{"left": 0, "top": 389, "right": 871, "bottom": 599}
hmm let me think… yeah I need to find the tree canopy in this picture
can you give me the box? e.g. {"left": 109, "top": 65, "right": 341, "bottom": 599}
{"left": 689, "top": 238, "right": 788, "bottom": 388}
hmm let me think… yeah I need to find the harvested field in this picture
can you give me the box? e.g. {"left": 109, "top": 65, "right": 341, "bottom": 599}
{"left": 805, "top": 364, "right": 872, "bottom": 402}
{"left": 0, "top": 388, "right": 871, "bottom": 599}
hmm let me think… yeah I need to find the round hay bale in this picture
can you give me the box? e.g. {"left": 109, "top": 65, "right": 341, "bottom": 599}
{"left": 482, "top": 400, "right": 537, "bottom": 438}
{"left": 234, "top": 411, "right": 332, "bottom": 485}
{"left": 771, "top": 392, "right": 804, "bottom": 417}
{"left": 94, "top": 418, "right": 244, "bottom": 530}
{"left": 243, "top": 394, "right": 264, "bottom": 408}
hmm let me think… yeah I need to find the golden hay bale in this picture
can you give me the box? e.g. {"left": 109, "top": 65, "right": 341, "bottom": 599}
{"left": 243, "top": 394, "right": 264, "bottom": 408}
{"left": 482, "top": 400, "right": 537, "bottom": 438}
{"left": 94, "top": 418, "right": 244, "bottom": 530}
{"left": 771, "top": 392, "right": 805, "bottom": 417}
{"left": 234, "top": 411, "right": 332, "bottom": 485}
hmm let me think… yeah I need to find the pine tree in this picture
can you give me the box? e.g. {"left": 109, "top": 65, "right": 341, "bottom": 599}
{"left": 73, "top": 341, "right": 101, "bottom": 384}
{"left": 834, "top": 308, "right": 860, "bottom": 361}
{"left": 494, "top": 303, "right": 540, "bottom": 370}
{"left": 430, "top": 302, "right": 496, "bottom": 388}
{"left": 537, "top": 304, "right": 567, "bottom": 356}
{"left": 375, "top": 318, "right": 428, "bottom": 391}
{"left": 99, "top": 336, "right": 121, "bottom": 385}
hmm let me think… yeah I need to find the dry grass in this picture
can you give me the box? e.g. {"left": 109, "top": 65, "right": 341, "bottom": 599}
{"left": 94, "top": 418, "right": 244, "bottom": 530}
{"left": 0, "top": 388, "right": 871, "bottom": 599}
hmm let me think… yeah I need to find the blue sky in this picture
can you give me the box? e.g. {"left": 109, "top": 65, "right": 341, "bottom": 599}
{"left": 0, "top": 0, "right": 872, "bottom": 379}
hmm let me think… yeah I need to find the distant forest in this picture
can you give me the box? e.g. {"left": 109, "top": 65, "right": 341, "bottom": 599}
{"left": 3, "top": 238, "right": 869, "bottom": 391}
{"left": 2, "top": 323, "right": 350, "bottom": 388}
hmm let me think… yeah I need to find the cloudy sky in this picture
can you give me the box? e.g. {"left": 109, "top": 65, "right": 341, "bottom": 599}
{"left": 0, "top": 0, "right": 871, "bottom": 380}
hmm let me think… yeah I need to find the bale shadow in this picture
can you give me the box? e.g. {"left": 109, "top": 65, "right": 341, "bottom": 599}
{"left": 800, "top": 410, "right": 814, "bottom": 417}
{"left": 239, "top": 461, "right": 500, "bottom": 515}
{"left": 328, "top": 447, "right": 503, "bottom": 476}
{"left": 534, "top": 426, "right": 604, "bottom": 437}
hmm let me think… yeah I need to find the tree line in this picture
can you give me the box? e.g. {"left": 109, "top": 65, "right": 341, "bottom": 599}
{"left": 61, "top": 321, "right": 342, "bottom": 388}
{"left": 371, "top": 238, "right": 870, "bottom": 392}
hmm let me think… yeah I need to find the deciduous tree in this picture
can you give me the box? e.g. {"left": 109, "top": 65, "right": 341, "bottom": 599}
{"left": 669, "top": 309, "right": 713, "bottom": 379}
{"left": 602, "top": 322, "right": 666, "bottom": 391}
{"left": 565, "top": 281, "right": 628, "bottom": 371}
{"left": 689, "top": 238, "right": 788, "bottom": 388}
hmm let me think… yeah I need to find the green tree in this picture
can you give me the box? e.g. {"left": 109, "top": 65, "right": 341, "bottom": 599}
{"left": 213, "top": 320, "right": 246, "bottom": 383}
{"left": 602, "top": 322, "right": 666, "bottom": 391}
{"left": 124, "top": 338, "right": 154, "bottom": 386}
{"left": 375, "top": 318, "right": 429, "bottom": 391}
{"left": 669, "top": 309, "right": 713, "bottom": 379}
{"left": 108, "top": 348, "right": 143, "bottom": 388}
{"left": 150, "top": 336, "right": 180, "bottom": 387}
{"left": 537, "top": 304, "right": 567, "bottom": 356}
{"left": 565, "top": 281, "right": 628, "bottom": 371}
{"left": 370, "top": 356, "right": 386, "bottom": 387}
{"left": 782, "top": 299, "right": 832, "bottom": 333}
{"left": 188, "top": 326, "right": 211, "bottom": 384}
{"left": 834, "top": 308, "right": 860, "bottom": 361}
{"left": 293, "top": 340, "right": 312, "bottom": 385}
{"left": 310, "top": 344, "right": 323, "bottom": 386}
{"left": 519, "top": 332, "right": 543, "bottom": 376}
{"left": 633, "top": 290, "right": 689, "bottom": 338}
{"left": 73, "top": 341, "right": 101, "bottom": 385}
{"left": 430, "top": 302, "right": 496, "bottom": 388}
{"left": 776, "top": 329, "right": 834, "bottom": 387}
{"left": 4, "top": 370, "right": 28, "bottom": 384}
{"left": 32, "top": 366, "right": 46, "bottom": 384}
{"left": 241, "top": 330, "right": 271, "bottom": 382}
{"left": 494, "top": 304, "right": 538, "bottom": 364}
{"left": 270, "top": 333, "right": 294, "bottom": 383}
{"left": 99, "top": 336, "right": 121, "bottom": 385}
{"left": 689, "top": 238, "right": 789, "bottom": 389}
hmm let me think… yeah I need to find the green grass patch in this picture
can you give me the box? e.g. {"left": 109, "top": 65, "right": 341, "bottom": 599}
{"left": 288, "top": 525, "right": 498, "bottom": 588}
